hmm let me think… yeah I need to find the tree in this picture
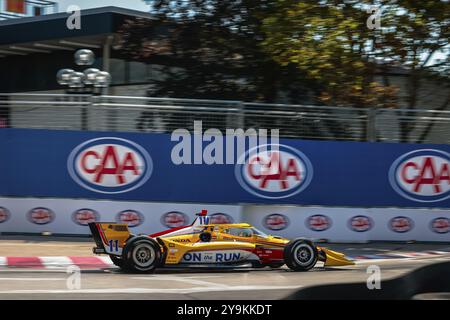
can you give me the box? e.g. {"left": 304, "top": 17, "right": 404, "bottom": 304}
{"left": 118, "top": 0, "right": 310, "bottom": 103}
{"left": 119, "top": 0, "right": 336, "bottom": 137}
{"left": 262, "top": 0, "right": 450, "bottom": 142}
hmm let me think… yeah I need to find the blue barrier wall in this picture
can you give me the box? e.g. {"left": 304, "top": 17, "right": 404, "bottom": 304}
{"left": 0, "top": 128, "right": 449, "bottom": 208}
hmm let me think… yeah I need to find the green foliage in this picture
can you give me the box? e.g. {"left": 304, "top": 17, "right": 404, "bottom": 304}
{"left": 120, "top": 0, "right": 449, "bottom": 111}
{"left": 262, "top": 0, "right": 449, "bottom": 108}
{"left": 118, "top": 0, "right": 310, "bottom": 102}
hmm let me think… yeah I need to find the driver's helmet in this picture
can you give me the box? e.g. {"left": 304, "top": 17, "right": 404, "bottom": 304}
{"left": 239, "top": 229, "right": 251, "bottom": 237}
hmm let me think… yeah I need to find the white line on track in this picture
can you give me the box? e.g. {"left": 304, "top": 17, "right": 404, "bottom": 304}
{"left": 131, "top": 276, "right": 229, "bottom": 288}
{"left": 0, "top": 243, "right": 89, "bottom": 247}
{"left": 354, "top": 258, "right": 416, "bottom": 264}
{"left": 0, "top": 285, "right": 302, "bottom": 295}
{"left": 354, "top": 256, "right": 450, "bottom": 264}
{"left": 0, "top": 269, "right": 69, "bottom": 273}
{"left": 132, "top": 275, "right": 224, "bottom": 280}
{"left": 0, "top": 277, "right": 66, "bottom": 281}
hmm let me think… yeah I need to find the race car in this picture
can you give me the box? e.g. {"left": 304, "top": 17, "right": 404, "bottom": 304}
{"left": 88, "top": 210, "right": 354, "bottom": 273}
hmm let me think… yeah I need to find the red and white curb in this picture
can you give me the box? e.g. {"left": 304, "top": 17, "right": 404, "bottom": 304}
{"left": 349, "top": 250, "right": 450, "bottom": 261}
{"left": 0, "top": 256, "right": 113, "bottom": 269}
{"left": 0, "top": 251, "right": 448, "bottom": 270}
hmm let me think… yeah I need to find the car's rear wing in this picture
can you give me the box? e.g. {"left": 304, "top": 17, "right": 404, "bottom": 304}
{"left": 88, "top": 222, "right": 131, "bottom": 256}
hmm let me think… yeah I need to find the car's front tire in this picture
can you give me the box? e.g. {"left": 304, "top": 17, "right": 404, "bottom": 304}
{"left": 122, "top": 236, "right": 161, "bottom": 273}
{"left": 284, "top": 238, "right": 318, "bottom": 271}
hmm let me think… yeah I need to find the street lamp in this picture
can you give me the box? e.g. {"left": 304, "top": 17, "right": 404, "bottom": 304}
{"left": 56, "top": 49, "right": 112, "bottom": 130}
{"left": 74, "top": 49, "right": 95, "bottom": 66}
{"left": 56, "top": 49, "right": 111, "bottom": 91}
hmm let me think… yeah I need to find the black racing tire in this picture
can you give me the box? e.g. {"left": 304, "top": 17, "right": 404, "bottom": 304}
{"left": 284, "top": 238, "right": 318, "bottom": 271}
{"left": 122, "top": 236, "right": 161, "bottom": 273}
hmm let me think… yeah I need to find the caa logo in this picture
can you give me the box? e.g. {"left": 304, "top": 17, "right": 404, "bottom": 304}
{"left": 389, "top": 149, "right": 450, "bottom": 203}
{"left": 430, "top": 217, "right": 450, "bottom": 234}
{"left": 68, "top": 137, "right": 153, "bottom": 194}
{"left": 263, "top": 214, "right": 289, "bottom": 231}
{"left": 161, "top": 211, "right": 189, "bottom": 228}
{"left": 28, "top": 207, "right": 54, "bottom": 225}
{"left": 72, "top": 209, "right": 100, "bottom": 226}
{"left": 307, "top": 215, "right": 332, "bottom": 232}
{"left": 348, "top": 215, "right": 373, "bottom": 232}
{"left": 210, "top": 213, "right": 234, "bottom": 224}
{"left": 235, "top": 144, "right": 313, "bottom": 199}
{"left": 0, "top": 207, "right": 10, "bottom": 223}
{"left": 116, "top": 210, "right": 144, "bottom": 228}
{"left": 389, "top": 216, "right": 414, "bottom": 233}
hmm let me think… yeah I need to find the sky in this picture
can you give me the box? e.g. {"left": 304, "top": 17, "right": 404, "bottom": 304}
{"left": 55, "top": 0, "right": 150, "bottom": 13}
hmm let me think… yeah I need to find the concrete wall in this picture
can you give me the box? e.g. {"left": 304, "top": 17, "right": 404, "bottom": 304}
{"left": 0, "top": 197, "right": 449, "bottom": 242}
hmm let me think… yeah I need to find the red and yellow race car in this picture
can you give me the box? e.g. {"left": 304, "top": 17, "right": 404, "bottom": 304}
{"left": 89, "top": 210, "right": 354, "bottom": 273}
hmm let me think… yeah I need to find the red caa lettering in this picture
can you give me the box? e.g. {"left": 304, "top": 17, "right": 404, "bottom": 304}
{"left": 401, "top": 157, "right": 450, "bottom": 193}
{"left": 247, "top": 152, "right": 301, "bottom": 189}
{"left": 81, "top": 146, "right": 140, "bottom": 184}
{"left": 69, "top": 138, "right": 152, "bottom": 194}
{"left": 237, "top": 144, "right": 313, "bottom": 199}
{"left": 81, "top": 151, "right": 99, "bottom": 174}
{"left": 391, "top": 150, "right": 450, "bottom": 202}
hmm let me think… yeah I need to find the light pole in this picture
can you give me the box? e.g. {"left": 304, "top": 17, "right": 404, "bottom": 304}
{"left": 56, "top": 49, "right": 112, "bottom": 130}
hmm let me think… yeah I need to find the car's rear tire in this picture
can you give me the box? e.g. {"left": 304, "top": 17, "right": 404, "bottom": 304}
{"left": 122, "top": 236, "right": 161, "bottom": 273}
{"left": 284, "top": 238, "right": 318, "bottom": 271}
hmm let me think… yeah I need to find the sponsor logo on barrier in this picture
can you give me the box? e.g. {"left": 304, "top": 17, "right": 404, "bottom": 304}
{"left": 430, "top": 217, "right": 450, "bottom": 234}
{"left": 0, "top": 207, "right": 10, "bottom": 223}
{"left": 68, "top": 137, "right": 153, "bottom": 194}
{"left": 389, "top": 149, "right": 450, "bottom": 203}
{"left": 28, "top": 207, "right": 54, "bottom": 225}
{"left": 72, "top": 208, "right": 99, "bottom": 226}
{"left": 235, "top": 144, "right": 313, "bottom": 199}
{"left": 263, "top": 213, "right": 289, "bottom": 231}
{"left": 307, "top": 214, "right": 332, "bottom": 232}
{"left": 210, "top": 213, "right": 234, "bottom": 224}
{"left": 349, "top": 215, "right": 373, "bottom": 232}
{"left": 389, "top": 216, "right": 414, "bottom": 233}
{"left": 161, "top": 211, "right": 189, "bottom": 228}
{"left": 116, "top": 210, "right": 144, "bottom": 227}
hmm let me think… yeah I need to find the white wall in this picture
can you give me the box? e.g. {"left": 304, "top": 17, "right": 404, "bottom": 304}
{"left": 0, "top": 197, "right": 449, "bottom": 242}
{"left": 243, "top": 205, "right": 450, "bottom": 242}
{"left": 0, "top": 197, "right": 241, "bottom": 235}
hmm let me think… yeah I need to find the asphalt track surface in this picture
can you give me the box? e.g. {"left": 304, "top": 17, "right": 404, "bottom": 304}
{"left": 0, "top": 237, "right": 449, "bottom": 300}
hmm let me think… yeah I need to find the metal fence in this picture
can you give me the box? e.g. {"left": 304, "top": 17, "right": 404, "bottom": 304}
{"left": 0, "top": 93, "right": 449, "bottom": 144}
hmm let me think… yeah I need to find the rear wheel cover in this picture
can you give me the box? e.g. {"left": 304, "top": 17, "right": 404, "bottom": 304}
{"left": 132, "top": 243, "right": 156, "bottom": 268}
{"left": 123, "top": 237, "right": 161, "bottom": 273}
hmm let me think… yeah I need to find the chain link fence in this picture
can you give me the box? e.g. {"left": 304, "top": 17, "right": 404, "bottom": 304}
{"left": 0, "top": 93, "right": 449, "bottom": 144}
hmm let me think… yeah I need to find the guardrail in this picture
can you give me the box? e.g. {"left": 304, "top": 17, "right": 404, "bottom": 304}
{"left": 0, "top": 93, "right": 449, "bottom": 144}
